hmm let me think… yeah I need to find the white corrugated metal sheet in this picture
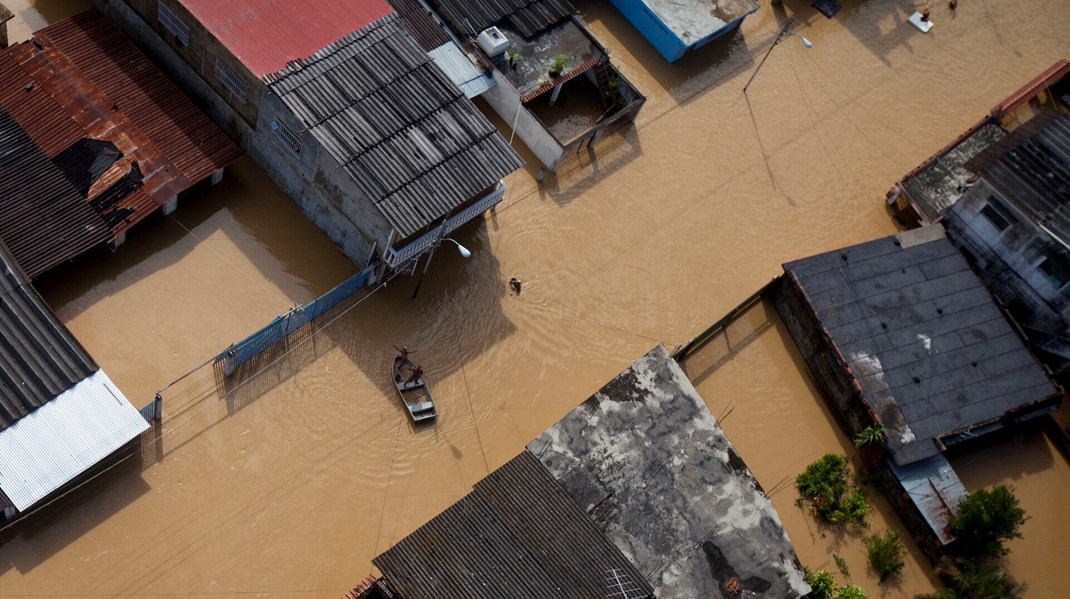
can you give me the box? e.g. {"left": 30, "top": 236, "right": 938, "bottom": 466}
{"left": 428, "top": 43, "right": 494, "bottom": 98}
{"left": 0, "top": 370, "right": 148, "bottom": 511}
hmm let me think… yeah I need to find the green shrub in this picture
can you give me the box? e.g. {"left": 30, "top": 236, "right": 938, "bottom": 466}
{"left": 866, "top": 530, "right": 906, "bottom": 582}
{"left": 550, "top": 54, "right": 569, "bottom": 74}
{"left": 854, "top": 423, "right": 886, "bottom": 448}
{"left": 795, "top": 454, "right": 870, "bottom": 524}
{"left": 836, "top": 583, "right": 866, "bottom": 599}
{"left": 805, "top": 569, "right": 836, "bottom": 599}
{"left": 949, "top": 485, "right": 1027, "bottom": 557}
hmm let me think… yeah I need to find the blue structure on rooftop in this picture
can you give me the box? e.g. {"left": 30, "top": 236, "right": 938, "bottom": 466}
{"left": 609, "top": 0, "right": 759, "bottom": 62}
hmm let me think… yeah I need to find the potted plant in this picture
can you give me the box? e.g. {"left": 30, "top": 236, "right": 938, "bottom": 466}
{"left": 506, "top": 50, "right": 520, "bottom": 70}
{"left": 853, "top": 423, "right": 886, "bottom": 468}
{"left": 549, "top": 54, "right": 568, "bottom": 78}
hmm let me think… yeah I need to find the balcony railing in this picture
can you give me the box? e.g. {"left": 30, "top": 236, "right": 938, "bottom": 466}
{"left": 383, "top": 183, "right": 507, "bottom": 268}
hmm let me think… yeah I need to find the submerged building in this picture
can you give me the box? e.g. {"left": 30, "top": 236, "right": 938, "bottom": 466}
{"left": 0, "top": 9, "right": 240, "bottom": 278}
{"left": 359, "top": 345, "right": 809, "bottom": 598}
{"left": 772, "top": 226, "right": 1061, "bottom": 552}
{"left": 608, "top": 0, "right": 759, "bottom": 62}
{"left": 426, "top": 0, "right": 646, "bottom": 176}
{"left": 943, "top": 113, "right": 1070, "bottom": 379}
{"left": 0, "top": 242, "right": 147, "bottom": 524}
{"left": 98, "top": 0, "right": 523, "bottom": 272}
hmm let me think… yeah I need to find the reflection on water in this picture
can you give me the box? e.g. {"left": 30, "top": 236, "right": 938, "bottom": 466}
{"left": 1, "top": 0, "right": 1068, "bottom": 596}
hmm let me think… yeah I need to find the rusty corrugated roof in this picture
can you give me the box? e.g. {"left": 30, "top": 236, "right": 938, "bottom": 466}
{"left": 0, "top": 9, "right": 240, "bottom": 277}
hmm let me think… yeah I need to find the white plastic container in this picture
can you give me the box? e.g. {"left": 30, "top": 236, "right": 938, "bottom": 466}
{"left": 477, "top": 27, "right": 510, "bottom": 57}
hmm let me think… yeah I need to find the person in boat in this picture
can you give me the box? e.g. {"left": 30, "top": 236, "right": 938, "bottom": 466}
{"left": 406, "top": 365, "right": 424, "bottom": 385}
{"left": 393, "top": 345, "right": 417, "bottom": 368}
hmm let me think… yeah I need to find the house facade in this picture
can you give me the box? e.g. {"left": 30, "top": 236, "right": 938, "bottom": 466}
{"left": 608, "top": 0, "right": 760, "bottom": 63}
{"left": 96, "top": 0, "right": 522, "bottom": 271}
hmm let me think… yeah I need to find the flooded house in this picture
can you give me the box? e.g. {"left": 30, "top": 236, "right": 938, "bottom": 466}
{"left": 771, "top": 226, "right": 1062, "bottom": 554}
{"left": 886, "top": 59, "right": 1070, "bottom": 226}
{"left": 0, "top": 242, "right": 148, "bottom": 525}
{"left": 425, "top": 0, "right": 646, "bottom": 176}
{"left": 98, "top": 0, "right": 523, "bottom": 272}
{"left": 942, "top": 112, "right": 1070, "bottom": 380}
{"left": 0, "top": 9, "right": 240, "bottom": 279}
{"left": 358, "top": 345, "right": 809, "bottom": 598}
{"left": 608, "top": 0, "right": 760, "bottom": 62}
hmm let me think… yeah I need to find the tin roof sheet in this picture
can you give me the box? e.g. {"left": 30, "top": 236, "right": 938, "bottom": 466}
{"left": 0, "top": 108, "right": 112, "bottom": 280}
{"left": 529, "top": 344, "right": 811, "bottom": 599}
{"left": 0, "top": 369, "right": 148, "bottom": 511}
{"left": 0, "top": 9, "right": 240, "bottom": 277}
{"left": 178, "top": 0, "right": 394, "bottom": 78}
{"left": 783, "top": 227, "right": 1061, "bottom": 465}
{"left": 0, "top": 242, "right": 96, "bottom": 431}
{"left": 374, "top": 451, "right": 652, "bottom": 598}
{"left": 429, "top": 0, "right": 574, "bottom": 39}
{"left": 887, "top": 454, "right": 967, "bottom": 545}
{"left": 387, "top": 0, "right": 452, "bottom": 52}
{"left": 269, "top": 15, "right": 522, "bottom": 238}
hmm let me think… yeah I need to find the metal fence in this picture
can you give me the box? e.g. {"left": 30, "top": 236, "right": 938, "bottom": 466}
{"left": 215, "top": 267, "right": 374, "bottom": 372}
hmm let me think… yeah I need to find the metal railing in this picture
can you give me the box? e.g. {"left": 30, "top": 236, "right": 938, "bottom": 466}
{"left": 383, "top": 183, "right": 506, "bottom": 268}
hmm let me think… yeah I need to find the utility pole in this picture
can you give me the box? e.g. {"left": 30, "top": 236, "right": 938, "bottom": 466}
{"left": 743, "top": 16, "right": 796, "bottom": 94}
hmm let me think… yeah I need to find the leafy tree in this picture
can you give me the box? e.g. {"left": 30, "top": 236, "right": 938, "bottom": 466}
{"left": 836, "top": 583, "right": 866, "bottom": 599}
{"left": 795, "top": 454, "right": 869, "bottom": 524}
{"left": 949, "top": 485, "right": 1027, "bottom": 557}
{"left": 915, "top": 557, "right": 1026, "bottom": 599}
{"left": 866, "top": 530, "right": 906, "bottom": 582}
{"left": 805, "top": 569, "right": 836, "bottom": 599}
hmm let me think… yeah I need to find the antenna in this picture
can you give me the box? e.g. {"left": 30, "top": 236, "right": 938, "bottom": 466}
{"left": 604, "top": 569, "right": 646, "bottom": 599}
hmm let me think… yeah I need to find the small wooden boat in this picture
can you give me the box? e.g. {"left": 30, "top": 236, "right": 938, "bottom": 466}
{"left": 392, "top": 355, "right": 437, "bottom": 422}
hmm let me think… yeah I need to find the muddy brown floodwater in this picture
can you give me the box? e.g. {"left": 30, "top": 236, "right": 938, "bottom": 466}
{"left": 2, "top": 1, "right": 1069, "bottom": 597}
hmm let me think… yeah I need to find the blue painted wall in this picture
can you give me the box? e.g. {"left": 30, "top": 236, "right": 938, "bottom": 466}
{"left": 609, "top": 0, "right": 755, "bottom": 62}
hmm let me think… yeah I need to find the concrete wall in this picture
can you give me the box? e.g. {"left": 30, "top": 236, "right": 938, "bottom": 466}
{"left": 119, "top": 0, "right": 261, "bottom": 125}
{"left": 97, "top": 0, "right": 393, "bottom": 266}
{"left": 772, "top": 274, "right": 874, "bottom": 438}
{"left": 944, "top": 181, "right": 1070, "bottom": 334}
{"left": 481, "top": 69, "right": 564, "bottom": 171}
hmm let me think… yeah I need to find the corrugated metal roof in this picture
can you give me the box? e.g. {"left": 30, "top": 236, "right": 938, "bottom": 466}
{"left": 975, "top": 112, "right": 1070, "bottom": 243}
{"left": 783, "top": 228, "right": 1061, "bottom": 466}
{"left": 0, "top": 108, "right": 112, "bottom": 280}
{"left": 530, "top": 345, "right": 811, "bottom": 599}
{"left": 269, "top": 15, "right": 523, "bottom": 238}
{"left": 387, "top": 0, "right": 452, "bottom": 52}
{"left": 427, "top": 43, "right": 494, "bottom": 98}
{"left": 0, "top": 9, "right": 241, "bottom": 277}
{"left": 0, "top": 242, "right": 96, "bottom": 431}
{"left": 887, "top": 454, "right": 967, "bottom": 546}
{"left": 374, "top": 451, "right": 652, "bottom": 598}
{"left": 0, "top": 369, "right": 148, "bottom": 511}
{"left": 429, "top": 0, "right": 574, "bottom": 39}
{"left": 178, "top": 0, "right": 394, "bottom": 78}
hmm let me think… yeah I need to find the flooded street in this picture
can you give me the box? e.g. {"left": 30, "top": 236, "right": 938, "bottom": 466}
{"left": 2, "top": 0, "right": 1069, "bottom": 597}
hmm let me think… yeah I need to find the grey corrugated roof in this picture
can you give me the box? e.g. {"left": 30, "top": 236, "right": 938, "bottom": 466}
{"left": 0, "top": 107, "right": 111, "bottom": 280}
{"left": 0, "top": 241, "right": 96, "bottom": 430}
{"left": 783, "top": 227, "right": 1060, "bottom": 466}
{"left": 976, "top": 112, "right": 1070, "bottom": 243}
{"left": 374, "top": 451, "right": 651, "bottom": 598}
{"left": 386, "top": 0, "right": 452, "bottom": 52}
{"left": 529, "top": 344, "right": 811, "bottom": 599}
{"left": 429, "top": 0, "right": 574, "bottom": 38}
{"left": 268, "top": 15, "right": 523, "bottom": 238}
{"left": 887, "top": 454, "right": 967, "bottom": 545}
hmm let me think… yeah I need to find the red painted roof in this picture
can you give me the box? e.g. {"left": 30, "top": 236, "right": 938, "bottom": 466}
{"left": 179, "top": 0, "right": 395, "bottom": 77}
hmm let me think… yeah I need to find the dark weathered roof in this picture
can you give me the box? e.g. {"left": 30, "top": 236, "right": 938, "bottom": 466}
{"left": 0, "top": 242, "right": 96, "bottom": 431}
{"left": 0, "top": 9, "right": 241, "bottom": 277}
{"left": 374, "top": 451, "right": 652, "bottom": 598}
{"left": 268, "top": 14, "right": 523, "bottom": 238}
{"left": 783, "top": 227, "right": 1061, "bottom": 465}
{"left": 973, "top": 112, "right": 1070, "bottom": 243}
{"left": 0, "top": 108, "right": 112, "bottom": 280}
{"left": 428, "top": 0, "right": 574, "bottom": 38}
{"left": 529, "top": 344, "right": 811, "bottom": 599}
{"left": 387, "top": 0, "right": 452, "bottom": 52}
